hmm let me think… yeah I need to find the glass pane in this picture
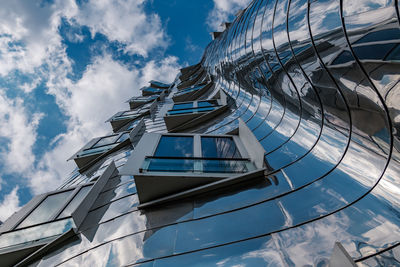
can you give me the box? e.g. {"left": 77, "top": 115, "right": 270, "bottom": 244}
{"left": 154, "top": 136, "right": 194, "bottom": 157}
{"left": 92, "top": 135, "right": 118, "bottom": 148}
{"left": 195, "top": 107, "right": 216, "bottom": 113}
{"left": 122, "top": 110, "right": 140, "bottom": 116}
{"left": 168, "top": 109, "right": 195, "bottom": 115}
{"left": 146, "top": 158, "right": 195, "bottom": 172}
{"left": 127, "top": 120, "right": 140, "bottom": 130}
{"left": 116, "top": 132, "right": 130, "bottom": 143}
{"left": 57, "top": 186, "right": 92, "bottom": 219}
{"left": 167, "top": 107, "right": 217, "bottom": 115}
{"left": 0, "top": 218, "right": 74, "bottom": 250}
{"left": 197, "top": 100, "right": 217, "bottom": 107}
{"left": 172, "top": 102, "right": 193, "bottom": 110}
{"left": 17, "top": 190, "right": 74, "bottom": 228}
{"left": 201, "top": 137, "right": 241, "bottom": 158}
{"left": 143, "top": 158, "right": 255, "bottom": 173}
{"left": 202, "top": 159, "right": 254, "bottom": 173}
{"left": 78, "top": 143, "right": 117, "bottom": 157}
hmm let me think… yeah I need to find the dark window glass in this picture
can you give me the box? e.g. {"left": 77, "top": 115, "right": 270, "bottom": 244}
{"left": 154, "top": 136, "right": 194, "bottom": 157}
{"left": 201, "top": 137, "right": 241, "bottom": 159}
{"left": 198, "top": 100, "right": 218, "bottom": 107}
{"left": 79, "top": 144, "right": 116, "bottom": 157}
{"left": 92, "top": 135, "right": 118, "bottom": 148}
{"left": 58, "top": 186, "right": 92, "bottom": 219}
{"left": 17, "top": 190, "right": 74, "bottom": 228}
{"left": 116, "top": 132, "right": 130, "bottom": 143}
{"left": 127, "top": 120, "right": 139, "bottom": 130}
{"left": 172, "top": 102, "right": 193, "bottom": 110}
{"left": 168, "top": 109, "right": 196, "bottom": 115}
{"left": 147, "top": 158, "right": 195, "bottom": 172}
{"left": 121, "top": 110, "right": 139, "bottom": 116}
{"left": 354, "top": 28, "right": 400, "bottom": 44}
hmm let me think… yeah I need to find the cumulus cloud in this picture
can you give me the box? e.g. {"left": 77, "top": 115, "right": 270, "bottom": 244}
{"left": 0, "top": 0, "right": 181, "bottom": 217}
{"left": 0, "top": 92, "right": 43, "bottom": 174}
{"left": 0, "top": 186, "right": 21, "bottom": 222}
{"left": 207, "top": 0, "right": 252, "bottom": 31}
{"left": 68, "top": 0, "right": 169, "bottom": 57}
{"left": 30, "top": 54, "right": 180, "bottom": 194}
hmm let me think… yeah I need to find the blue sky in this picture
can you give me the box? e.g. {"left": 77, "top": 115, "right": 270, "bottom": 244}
{"left": 0, "top": 0, "right": 251, "bottom": 221}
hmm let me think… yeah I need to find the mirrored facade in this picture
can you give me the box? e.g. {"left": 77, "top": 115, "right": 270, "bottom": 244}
{"left": 1, "top": 0, "right": 400, "bottom": 266}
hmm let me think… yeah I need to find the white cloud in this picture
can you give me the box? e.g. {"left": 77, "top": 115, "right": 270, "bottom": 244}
{"left": 0, "top": 186, "right": 21, "bottom": 222}
{"left": 0, "top": 92, "right": 43, "bottom": 174}
{"left": 0, "top": 0, "right": 181, "bottom": 207}
{"left": 207, "top": 0, "right": 252, "bottom": 31}
{"left": 68, "top": 0, "right": 169, "bottom": 57}
{"left": 30, "top": 54, "right": 180, "bottom": 195}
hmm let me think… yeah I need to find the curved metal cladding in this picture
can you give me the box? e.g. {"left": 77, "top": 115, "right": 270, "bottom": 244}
{"left": 17, "top": 0, "right": 400, "bottom": 266}
{"left": 199, "top": 0, "right": 400, "bottom": 265}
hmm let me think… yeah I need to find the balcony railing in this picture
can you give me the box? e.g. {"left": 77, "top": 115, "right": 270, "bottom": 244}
{"left": 140, "top": 156, "right": 255, "bottom": 174}
{"left": 167, "top": 106, "right": 219, "bottom": 116}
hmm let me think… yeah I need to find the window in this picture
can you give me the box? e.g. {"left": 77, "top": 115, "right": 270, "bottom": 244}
{"left": 77, "top": 132, "right": 129, "bottom": 158}
{"left": 17, "top": 190, "right": 74, "bottom": 229}
{"left": 111, "top": 102, "right": 152, "bottom": 122}
{"left": 174, "top": 84, "right": 204, "bottom": 97}
{"left": 154, "top": 136, "right": 194, "bottom": 157}
{"left": 141, "top": 86, "right": 165, "bottom": 96}
{"left": 142, "top": 135, "right": 254, "bottom": 173}
{"left": 17, "top": 185, "right": 92, "bottom": 229}
{"left": 0, "top": 184, "right": 92, "bottom": 252}
{"left": 148, "top": 136, "right": 194, "bottom": 172}
{"left": 167, "top": 100, "right": 220, "bottom": 116}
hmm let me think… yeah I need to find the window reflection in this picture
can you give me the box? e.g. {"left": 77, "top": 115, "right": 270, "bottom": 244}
{"left": 154, "top": 136, "right": 194, "bottom": 158}
{"left": 17, "top": 190, "right": 74, "bottom": 228}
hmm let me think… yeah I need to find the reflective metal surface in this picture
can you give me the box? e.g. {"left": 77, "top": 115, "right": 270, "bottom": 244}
{"left": 12, "top": 0, "right": 400, "bottom": 266}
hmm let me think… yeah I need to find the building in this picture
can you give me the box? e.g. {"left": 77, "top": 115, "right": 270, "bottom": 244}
{"left": 1, "top": 0, "right": 400, "bottom": 266}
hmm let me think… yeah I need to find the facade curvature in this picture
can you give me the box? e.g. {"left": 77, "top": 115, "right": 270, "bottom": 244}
{"left": 0, "top": 0, "right": 400, "bottom": 266}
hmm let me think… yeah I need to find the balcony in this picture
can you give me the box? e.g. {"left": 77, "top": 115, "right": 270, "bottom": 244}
{"left": 149, "top": 80, "right": 172, "bottom": 89}
{"left": 107, "top": 101, "right": 155, "bottom": 132}
{"left": 70, "top": 119, "right": 145, "bottom": 171}
{"left": 127, "top": 95, "right": 158, "bottom": 110}
{"left": 120, "top": 132, "right": 263, "bottom": 205}
{"left": 172, "top": 82, "right": 213, "bottom": 102}
{"left": 141, "top": 157, "right": 255, "bottom": 173}
{"left": 164, "top": 100, "right": 228, "bottom": 132}
{"left": 140, "top": 86, "right": 166, "bottom": 96}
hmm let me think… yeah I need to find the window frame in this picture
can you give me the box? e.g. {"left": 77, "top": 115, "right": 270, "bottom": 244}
{"left": 141, "top": 133, "right": 251, "bottom": 174}
{"left": 77, "top": 132, "right": 130, "bottom": 157}
{"left": 10, "top": 183, "right": 94, "bottom": 233}
{"left": 151, "top": 133, "right": 248, "bottom": 159}
{"left": 167, "top": 100, "right": 222, "bottom": 116}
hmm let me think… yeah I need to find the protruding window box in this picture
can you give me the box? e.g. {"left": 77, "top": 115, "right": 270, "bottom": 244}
{"left": 70, "top": 119, "right": 145, "bottom": 171}
{"left": 141, "top": 157, "right": 255, "bottom": 174}
{"left": 127, "top": 95, "right": 158, "bottom": 110}
{"left": 180, "top": 63, "right": 201, "bottom": 78}
{"left": 107, "top": 101, "right": 156, "bottom": 132}
{"left": 149, "top": 80, "right": 172, "bottom": 89}
{"left": 0, "top": 163, "right": 116, "bottom": 266}
{"left": 177, "top": 68, "right": 206, "bottom": 89}
{"left": 172, "top": 82, "right": 213, "bottom": 102}
{"left": 120, "top": 130, "right": 265, "bottom": 205}
{"left": 164, "top": 100, "right": 228, "bottom": 132}
{"left": 140, "top": 86, "right": 166, "bottom": 96}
